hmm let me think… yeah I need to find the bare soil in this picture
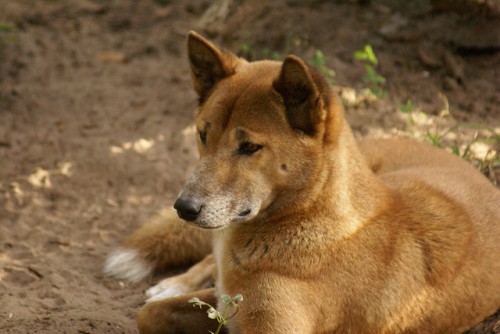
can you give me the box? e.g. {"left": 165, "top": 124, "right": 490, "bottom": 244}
{"left": 0, "top": 0, "right": 498, "bottom": 333}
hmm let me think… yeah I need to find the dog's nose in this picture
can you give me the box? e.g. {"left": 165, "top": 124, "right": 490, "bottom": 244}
{"left": 174, "top": 197, "right": 202, "bottom": 221}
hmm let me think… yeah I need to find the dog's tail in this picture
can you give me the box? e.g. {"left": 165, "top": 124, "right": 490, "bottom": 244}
{"left": 103, "top": 208, "right": 212, "bottom": 282}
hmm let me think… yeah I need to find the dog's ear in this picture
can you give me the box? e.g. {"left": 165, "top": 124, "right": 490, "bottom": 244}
{"left": 187, "top": 31, "right": 236, "bottom": 102}
{"left": 272, "top": 55, "right": 330, "bottom": 136}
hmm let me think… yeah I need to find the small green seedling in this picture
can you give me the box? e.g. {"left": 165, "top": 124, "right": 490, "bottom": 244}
{"left": 354, "top": 44, "right": 378, "bottom": 65}
{"left": 426, "top": 93, "right": 452, "bottom": 148}
{"left": 450, "top": 127, "right": 499, "bottom": 184}
{"left": 399, "top": 99, "right": 416, "bottom": 125}
{"left": 0, "top": 22, "right": 17, "bottom": 58}
{"left": 0, "top": 23, "right": 16, "bottom": 32}
{"left": 239, "top": 41, "right": 255, "bottom": 60}
{"left": 189, "top": 294, "right": 243, "bottom": 334}
{"left": 311, "top": 49, "right": 335, "bottom": 84}
{"left": 354, "top": 44, "right": 386, "bottom": 97}
{"left": 261, "top": 48, "right": 283, "bottom": 61}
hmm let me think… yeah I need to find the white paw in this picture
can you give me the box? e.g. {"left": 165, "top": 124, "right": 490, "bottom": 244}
{"left": 103, "top": 248, "right": 152, "bottom": 283}
{"left": 145, "top": 277, "right": 189, "bottom": 303}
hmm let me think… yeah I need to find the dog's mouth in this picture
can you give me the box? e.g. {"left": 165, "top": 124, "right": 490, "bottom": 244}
{"left": 185, "top": 221, "right": 229, "bottom": 230}
{"left": 178, "top": 207, "right": 258, "bottom": 231}
{"left": 174, "top": 192, "right": 262, "bottom": 229}
{"left": 238, "top": 208, "right": 252, "bottom": 217}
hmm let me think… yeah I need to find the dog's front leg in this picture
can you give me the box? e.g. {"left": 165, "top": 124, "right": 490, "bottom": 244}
{"left": 137, "top": 287, "right": 219, "bottom": 334}
{"left": 234, "top": 310, "right": 315, "bottom": 334}
{"left": 227, "top": 286, "right": 316, "bottom": 334}
{"left": 145, "top": 254, "right": 215, "bottom": 302}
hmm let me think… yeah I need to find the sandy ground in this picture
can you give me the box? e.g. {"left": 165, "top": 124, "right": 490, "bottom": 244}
{"left": 0, "top": 0, "right": 498, "bottom": 333}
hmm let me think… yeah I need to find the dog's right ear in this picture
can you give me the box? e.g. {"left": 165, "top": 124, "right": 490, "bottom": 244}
{"left": 187, "top": 31, "right": 237, "bottom": 102}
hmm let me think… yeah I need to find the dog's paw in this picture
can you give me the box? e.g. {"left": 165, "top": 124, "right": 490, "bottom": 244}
{"left": 103, "top": 247, "right": 153, "bottom": 283}
{"left": 145, "top": 276, "right": 190, "bottom": 303}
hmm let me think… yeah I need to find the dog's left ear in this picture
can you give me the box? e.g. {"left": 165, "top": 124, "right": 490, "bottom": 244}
{"left": 272, "top": 55, "right": 330, "bottom": 136}
{"left": 187, "top": 31, "right": 237, "bottom": 102}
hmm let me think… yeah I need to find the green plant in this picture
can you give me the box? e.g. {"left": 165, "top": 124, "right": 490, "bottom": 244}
{"left": 399, "top": 99, "right": 415, "bottom": 125}
{"left": 311, "top": 49, "right": 335, "bottom": 84}
{"left": 354, "top": 44, "right": 386, "bottom": 97}
{"left": 400, "top": 92, "right": 498, "bottom": 184}
{"left": 452, "top": 130, "right": 499, "bottom": 184}
{"left": 261, "top": 47, "right": 283, "bottom": 60}
{"left": 189, "top": 293, "right": 243, "bottom": 334}
{"left": 425, "top": 93, "right": 453, "bottom": 148}
{"left": 0, "top": 22, "right": 17, "bottom": 43}
{"left": 239, "top": 40, "right": 255, "bottom": 60}
{"left": 0, "top": 22, "right": 17, "bottom": 61}
{"left": 0, "top": 23, "right": 16, "bottom": 32}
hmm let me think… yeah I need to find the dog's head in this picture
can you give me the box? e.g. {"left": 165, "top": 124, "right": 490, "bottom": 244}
{"left": 174, "top": 31, "right": 343, "bottom": 229}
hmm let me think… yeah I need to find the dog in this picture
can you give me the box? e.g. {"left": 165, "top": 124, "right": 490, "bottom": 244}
{"left": 104, "top": 31, "right": 500, "bottom": 333}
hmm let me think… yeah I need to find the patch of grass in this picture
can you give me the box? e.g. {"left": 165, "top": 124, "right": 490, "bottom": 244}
{"left": 189, "top": 293, "right": 243, "bottom": 334}
{"left": 261, "top": 47, "right": 284, "bottom": 60}
{"left": 399, "top": 94, "right": 499, "bottom": 184}
{"left": 354, "top": 44, "right": 386, "bottom": 98}
{"left": 450, "top": 125, "right": 499, "bottom": 179}
{"left": 237, "top": 31, "right": 292, "bottom": 61}
{"left": 399, "top": 99, "right": 416, "bottom": 125}
{"left": 237, "top": 37, "right": 336, "bottom": 85}
{"left": 0, "top": 23, "right": 16, "bottom": 32}
{"left": 238, "top": 39, "right": 257, "bottom": 60}
{"left": 425, "top": 93, "right": 452, "bottom": 148}
{"left": 0, "top": 22, "right": 18, "bottom": 62}
{"left": 311, "top": 49, "right": 335, "bottom": 84}
{"left": 237, "top": 32, "right": 260, "bottom": 60}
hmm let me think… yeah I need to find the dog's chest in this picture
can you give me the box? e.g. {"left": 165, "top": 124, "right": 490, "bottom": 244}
{"left": 212, "top": 231, "right": 226, "bottom": 295}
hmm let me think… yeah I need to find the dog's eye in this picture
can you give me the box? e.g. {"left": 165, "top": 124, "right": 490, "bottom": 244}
{"left": 199, "top": 130, "right": 207, "bottom": 145}
{"left": 238, "top": 142, "right": 262, "bottom": 155}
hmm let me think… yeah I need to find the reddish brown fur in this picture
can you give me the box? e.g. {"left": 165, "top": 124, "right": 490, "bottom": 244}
{"left": 114, "top": 32, "right": 499, "bottom": 333}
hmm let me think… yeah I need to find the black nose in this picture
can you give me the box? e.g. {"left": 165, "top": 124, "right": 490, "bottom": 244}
{"left": 174, "top": 197, "right": 202, "bottom": 222}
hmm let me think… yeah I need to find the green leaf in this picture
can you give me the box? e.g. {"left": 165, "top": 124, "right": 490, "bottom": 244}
{"left": 426, "top": 132, "right": 442, "bottom": 147}
{"left": 354, "top": 50, "right": 368, "bottom": 61}
{"left": 363, "top": 44, "right": 378, "bottom": 66}
{"left": 354, "top": 45, "right": 379, "bottom": 66}
{"left": 312, "top": 50, "right": 326, "bottom": 67}
{"left": 399, "top": 100, "right": 415, "bottom": 114}
{"left": 0, "top": 22, "right": 16, "bottom": 32}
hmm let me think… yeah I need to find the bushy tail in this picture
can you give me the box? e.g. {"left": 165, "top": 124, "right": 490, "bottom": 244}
{"left": 103, "top": 208, "right": 212, "bottom": 282}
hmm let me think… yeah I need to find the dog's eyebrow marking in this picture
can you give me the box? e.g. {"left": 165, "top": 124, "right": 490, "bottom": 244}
{"left": 247, "top": 246, "right": 258, "bottom": 259}
{"left": 235, "top": 129, "right": 248, "bottom": 141}
{"left": 230, "top": 249, "right": 249, "bottom": 271}
{"left": 243, "top": 237, "right": 254, "bottom": 248}
{"left": 231, "top": 250, "right": 243, "bottom": 266}
{"left": 259, "top": 244, "right": 270, "bottom": 259}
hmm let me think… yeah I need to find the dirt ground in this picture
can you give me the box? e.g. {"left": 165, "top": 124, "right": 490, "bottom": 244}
{"left": 0, "top": 0, "right": 498, "bottom": 333}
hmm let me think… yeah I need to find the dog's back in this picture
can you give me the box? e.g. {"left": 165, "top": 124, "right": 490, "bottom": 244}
{"left": 353, "top": 138, "right": 500, "bottom": 332}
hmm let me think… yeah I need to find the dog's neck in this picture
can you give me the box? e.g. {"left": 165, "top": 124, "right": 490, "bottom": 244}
{"left": 323, "top": 119, "right": 391, "bottom": 237}
{"left": 261, "top": 118, "right": 391, "bottom": 239}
